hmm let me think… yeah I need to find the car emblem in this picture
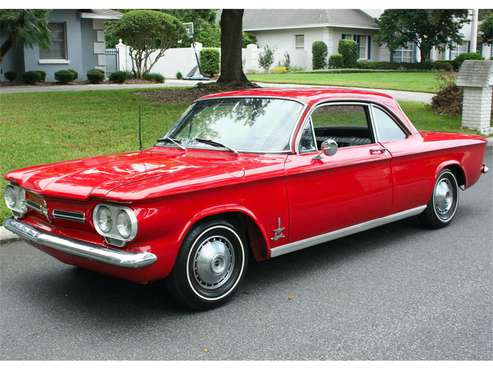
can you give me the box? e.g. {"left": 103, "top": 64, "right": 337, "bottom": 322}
{"left": 271, "top": 217, "right": 286, "bottom": 241}
{"left": 26, "top": 193, "right": 51, "bottom": 222}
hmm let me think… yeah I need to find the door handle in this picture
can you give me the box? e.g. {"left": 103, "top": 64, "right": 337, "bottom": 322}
{"left": 369, "top": 148, "right": 386, "bottom": 155}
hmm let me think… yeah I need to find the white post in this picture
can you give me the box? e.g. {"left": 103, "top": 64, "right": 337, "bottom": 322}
{"left": 115, "top": 39, "right": 127, "bottom": 72}
{"left": 456, "top": 60, "right": 493, "bottom": 135}
{"left": 470, "top": 9, "right": 479, "bottom": 54}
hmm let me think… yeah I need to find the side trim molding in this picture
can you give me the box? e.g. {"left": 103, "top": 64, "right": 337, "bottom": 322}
{"left": 270, "top": 205, "right": 427, "bottom": 258}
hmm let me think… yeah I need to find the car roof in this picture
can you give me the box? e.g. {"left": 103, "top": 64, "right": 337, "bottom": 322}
{"left": 199, "top": 87, "right": 395, "bottom": 105}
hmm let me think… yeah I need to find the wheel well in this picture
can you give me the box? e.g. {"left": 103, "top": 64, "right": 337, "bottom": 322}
{"left": 191, "top": 212, "right": 269, "bottom": 262}
{"left": 444, "top": 164, "right": 466, "bottom": 189}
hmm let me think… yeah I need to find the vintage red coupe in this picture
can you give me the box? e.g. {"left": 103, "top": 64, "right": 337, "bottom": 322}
{"left": 4, "top": 88, "right": 489, "bottom": 309}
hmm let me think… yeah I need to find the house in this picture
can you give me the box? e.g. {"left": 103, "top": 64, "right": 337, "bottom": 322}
{"left": 0, "top": 9, "right": 121, "bottom": 81}
{"left": 242, "top": 9, "right": 492, "bottom": 70}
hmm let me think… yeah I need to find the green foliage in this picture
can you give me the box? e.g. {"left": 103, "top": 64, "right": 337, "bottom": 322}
{"left": 143, "top": 72, "right": 165, "bottom": 83}
{"left": 356, "top": 60, "right": 454, "bottom": 71}
{"left": 176, "top": 71, "right": 183, "bottom": 80}
{"left": 258, "top": 45, "right": 275, "bottom": 72}
{"left": 54, "top": 70, "right": 76, "bottom": 84}
{"left": 329, "top": 54, "right": 344, "bottom": 68}
{"left": 34, "top": 70, "right": 46, "bottom": 81}
{"left": 282, "top": 52, "right": 291, "bottom": 69}
{"left": 163, "top": 9, "right": 217, "bottom": 47}
{"left": 104, "top": 21, "right": 119, "bottom": 48}
{"left": 312, "top": 41, "right": 328, "bottom": 70}
{"left": 338, "top": 39, "right": 359, "bottom": 68}
{"left": 480, "top": 14, "right": 493, "bottom": 43}
{"left": 4, "top": 71, "right": 16, "bottom": 81}
{"left": 453, "top": 52, "right": 484, "bottom": 70}
{"left": 109, "top": 71, "right": 132, "bottom": 84}
{"left": 67, "top": 69, "right": 78, "bottom": 80}
{"left": 200, "top": 48, "right": 220, "bottom": 76}
{"left": 86, "top": 68, "right": 105, "bottom": 84}
{"left": 431, "top": 60, "right": 454, "bottom": 72}
{"left": 195, "top": 23, "right": 221, "bottom": 47}
{"left": 376, "top": 10, "right": 470, "bottom": 63}
{"left": 0, "top": 10, "right": 51, "bottom": 61}
{"left": 112, "top": 10, "right": 186, "bottom": 78}
{"left": 21, "top": 70, "right": 43, "bottom": 84}
{"left": 243, "top": 32, "right": 257, "bottom": 47}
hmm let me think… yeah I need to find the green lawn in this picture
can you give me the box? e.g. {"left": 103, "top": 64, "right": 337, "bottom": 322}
{"left": 248, "top": 71, "right": 440, "bottom": 93}
{"left": 0, "top": 88, "right": 480, "bottom": 222}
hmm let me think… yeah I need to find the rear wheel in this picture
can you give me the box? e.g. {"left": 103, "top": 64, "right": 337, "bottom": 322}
{"left": 419, "top": 170, "right": 459, "bottom": 229}
{"left": 166, "top": 219, "right": 248, "bottom": 310}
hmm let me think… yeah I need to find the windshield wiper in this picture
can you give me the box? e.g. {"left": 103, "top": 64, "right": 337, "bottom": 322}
{"left": 194, "top": 138, "right": 239, "bottom": 155}
{"left": 156, "top": 136, "right": 186, "bottom": 150}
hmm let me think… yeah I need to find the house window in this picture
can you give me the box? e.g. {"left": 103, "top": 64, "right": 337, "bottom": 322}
{"left": 391, "top": 43, "right": 415, "bottom": 63}
{"left": 295, "top": 35, "right": 304, "bottom": 50}
{"left": 39, "top": 23, "right": 67, "bottom": 60}
{"left": 449, "top": 41, "right": 470, "bottom": 60}
{"left": 342, "top": 34, "right": 369, "bottom": 60}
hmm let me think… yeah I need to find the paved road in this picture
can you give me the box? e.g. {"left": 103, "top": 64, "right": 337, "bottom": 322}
{"left": 0, "top": 79, "right": 433, "bottom": 103}
{"left": 1, "top": 150, "right": 491, "bottom": 360}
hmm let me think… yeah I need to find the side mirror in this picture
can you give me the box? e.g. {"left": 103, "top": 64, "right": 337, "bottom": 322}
{"left": 321, "top": 139, "right": 338, "bottom": 156}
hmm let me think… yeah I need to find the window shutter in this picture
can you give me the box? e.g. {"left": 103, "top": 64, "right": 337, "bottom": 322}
{"left": 368, "top": 35, "right": 371, "bottom": 60}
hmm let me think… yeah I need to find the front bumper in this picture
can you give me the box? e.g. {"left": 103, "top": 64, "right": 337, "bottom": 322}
{"left": 4, "top": 218, "right": 157, "bottom": 269}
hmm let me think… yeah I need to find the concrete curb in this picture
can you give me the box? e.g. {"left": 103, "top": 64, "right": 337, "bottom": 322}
{"left": 0, "top": 225, "right": 19, "bottom": 244}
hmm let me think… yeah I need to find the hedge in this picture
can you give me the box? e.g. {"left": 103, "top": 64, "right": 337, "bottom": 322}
{"left": 4, "top": 71, "right": 17, "bottom": 82}
{"left": 54, "top": 70, "right": 76, "bottom": 84}
{"left": 452, "top": 52, "right": 484, "bottom": 70}
{"left": 338, "top": 39, "right": 359, "bottom": 68}
{"left": 200, "top": 48, "right": 220, "bottom": 76}
{"left": 328, "top": 54, "right": 344, "bottom": 68}
{"left": 22, "top": 71, "right": 43, "bottom": 84}
{"left": 143, "top": 72, "right": 165, "bottom": 83}
{"left": 312, "top": 41, "right": 328, "bottom": 70}
{"left": 87, "top": 68, "right": 105, "bottom": 84}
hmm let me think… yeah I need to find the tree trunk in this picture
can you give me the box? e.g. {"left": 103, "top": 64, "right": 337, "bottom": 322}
{"left": 419, "top": 46, "right": 431, "bottom": 64}
{"left": 217, "top": 9, "right": 250, "bottom": 85}
{"left": 0, "top": 36, "right": 14, "bottom": 64}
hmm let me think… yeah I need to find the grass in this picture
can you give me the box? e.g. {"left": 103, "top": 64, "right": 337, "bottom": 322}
{"left": 247, "top": 71, "right": 440, "bottom": 93}
{"left": 0, "top": 88, "right": 484, "bottom": 222}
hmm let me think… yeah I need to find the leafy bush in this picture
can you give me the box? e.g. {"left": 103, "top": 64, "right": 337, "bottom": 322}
{"left": 22, "top": 70, "right": 43, "bottom": 84}
{"left": 34, "top": 70, "right": 46, "bottom": 82}
{"left": 312, "top": 41, "right": 328, "bottom": 70}
{"left": 67, "top": 68, "right": 78, "bottom": 80}
{"left": 87, "top": 68, "right": 105, "bottom": 84}
{"left": 355, "top": 60, "right": 452, "bottom": 71}
{"left": 289, "top": 66, "right": 304, "bottom": 72}
{"left": 453, "top": 52, "right": 484, "bottom": 70}
{"left": 271, "top": 66, "right": 288, "bottom": 74}
{"left": 176, "top": 71, "right": 183, "bottom": 79}
{"left": 283, "top": 52, "right": 291, "bottom": 69}
{"left": 431, "top": 60, "right": 454, "bottom": 71}
{"left": 328, "top": 54, "right": 344, "bottom": 68}
{"left": 258, "top": 45, "right": 275, "bottom": 72}
{"left": 4, "top": 71, "right": 17, "bottom": 82}
{"left": 200, "top": 48, "right": 220, "bottom": 76}
{"left": 143, "top": 72, "right": 165, "bottom": 83}
{"left": 54, "top": 69, "right": 76, "bottom": 84}
{"left": 338, "top": 39, "right": 359, "bottom": 68}
{"left": 109, "top": 71, "right": 131, "bottom": 83}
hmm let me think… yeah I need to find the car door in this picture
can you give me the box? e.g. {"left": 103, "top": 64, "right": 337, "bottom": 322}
{"left": 284, "top": 102, "right": 393, "bottom": 244}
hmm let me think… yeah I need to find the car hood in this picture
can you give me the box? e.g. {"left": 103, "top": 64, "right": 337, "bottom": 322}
{"left": 5, "top": 147, "right": 287, "bottom": 201}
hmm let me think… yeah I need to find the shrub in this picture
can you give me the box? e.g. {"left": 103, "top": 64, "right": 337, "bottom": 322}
{"left": 4, "top": 71, "right": 17, "bottom": 82}
{"left": 67, "top": 68, "right": 78, "bottom": 80}
{"left": 54, "top": 69, "right": 76, "bottom": 84}
{"left": 312, "top": 41, "right": 328, "bottom": 70}
{"left": 338, "top": 39, "right": 359, "bottom": 68}
{"left": 22, "top": 70, "right": 43, "bottom": 84}
{"left": 328, "top": 54, "right": 344, "bottom": 68}
{"left": 109, "top": 71, "right": 130, "bottom": 83}
{"left": 453, "top": 52, "right": 484, "bottom": 70}
{"left": 258, "top": 45, "right": 275, "bottom": 72}
{"left": 87, "top": 68, "right": 105, "bottom": 84}
{"left": 176, "top": 71, "right": 183, "bottom": 79}
{"left": 200, "top": 48, "right": 220, "bottom": 76}
{"left": 289, "top": 66, "right": 304, "bottom": 72}
{"left": 270, "top": 66, "right": 288, "bottom": 74}
{"left": 34, "top": 70, "right": 46, "bottom": 82}
{"left": 431, "top": 60, "right": 454, "bottom": 71}
{"left": 283, "top": 52, "right": 291, "bottom": 69}
{"left": 143, "top": 72, "right": 165, "bottom": 83}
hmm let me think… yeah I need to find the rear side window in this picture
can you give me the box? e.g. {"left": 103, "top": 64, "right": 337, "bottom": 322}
{"left": 372, "top": 106, "right": 407, "bottom": 142}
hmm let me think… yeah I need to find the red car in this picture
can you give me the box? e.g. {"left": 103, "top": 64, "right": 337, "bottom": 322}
{"left": 4, "top": 88, "right": 489, "bottom": 309}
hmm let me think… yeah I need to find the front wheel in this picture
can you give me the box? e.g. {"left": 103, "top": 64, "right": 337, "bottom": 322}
{"left": 166, "top": 219, "right": 248, "bottom": 310}
{"left": 419, "top": 169, "right": 459, "bottom": 229}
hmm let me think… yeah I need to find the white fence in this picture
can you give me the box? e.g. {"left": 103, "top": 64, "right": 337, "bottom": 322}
{"left": 115, "top": 41, "right": 309, "bottom": 79}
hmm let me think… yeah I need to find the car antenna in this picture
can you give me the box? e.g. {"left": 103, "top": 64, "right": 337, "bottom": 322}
{"left": 138, "top": 104, "right": 143, "bottom": 151}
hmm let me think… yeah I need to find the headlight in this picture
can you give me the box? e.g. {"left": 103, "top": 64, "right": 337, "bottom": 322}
{"left": 93, "top": 204, "right": 138, "bottom": 247}
{"left": 4, "top": 184, "right": 27, "bottom": 217}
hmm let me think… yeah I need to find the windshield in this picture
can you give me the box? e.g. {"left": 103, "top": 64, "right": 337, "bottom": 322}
{"left": 163, "top": 97, "right": 304, "bottom": 152}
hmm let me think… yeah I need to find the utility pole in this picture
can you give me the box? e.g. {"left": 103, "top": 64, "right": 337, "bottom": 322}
{"left": 470, "top": 9, "right": 479, "bottom": 54}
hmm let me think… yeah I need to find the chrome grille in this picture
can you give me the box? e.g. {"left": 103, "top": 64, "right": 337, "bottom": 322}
{"left": 52, "top": 209, "right": 85, "bottom": 223}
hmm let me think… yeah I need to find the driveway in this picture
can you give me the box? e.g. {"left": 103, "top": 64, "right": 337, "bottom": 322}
{"left": 0, "top": 79, "right": 433, "bottom": 103}
{"left": 1, "top": 150, "right": 491, "bottom": 360}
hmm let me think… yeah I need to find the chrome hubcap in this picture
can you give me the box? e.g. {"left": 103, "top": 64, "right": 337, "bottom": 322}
{"left": 434, "top": 178, "right": 454, "bottom": 216}
{"left": 193, "top": 236, "right": 235, "bottom": 290}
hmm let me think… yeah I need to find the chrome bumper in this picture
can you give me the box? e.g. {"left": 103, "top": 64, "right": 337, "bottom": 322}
{"left": 4, "top": 218, "right": 157, "bottom": 269}
{"left": 481, "top": 164, "right": 489, "bottom": 174}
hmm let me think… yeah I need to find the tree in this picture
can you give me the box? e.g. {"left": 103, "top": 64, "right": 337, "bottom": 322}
{"left": 480, "top": 14, "right": 493, "bottom": 43}
{"left": 0, "top": 10, "right": 51, "bottom": 63}
{"left": 376, "top": 10, "right": 470, "bottom": 63}
{"left": 217, "top": 9, "right": 250, "bottom": 85}
{"left": 258, "top": 45, "right": 275, "bottom": 71}
{"left": 112, "top": 10, "right": 186, "bottom": 78}
{"left": 163, "top": 9, "right": 217, "bottom": 47}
